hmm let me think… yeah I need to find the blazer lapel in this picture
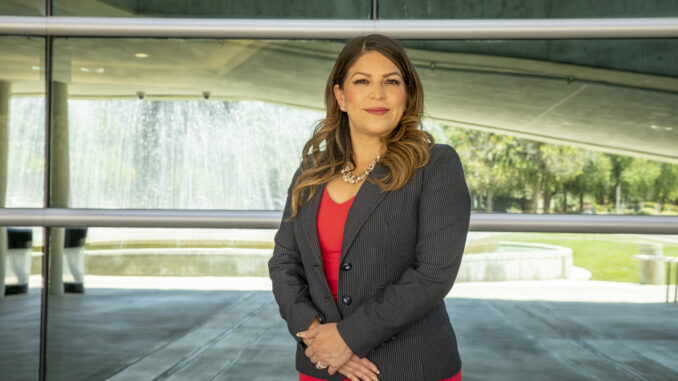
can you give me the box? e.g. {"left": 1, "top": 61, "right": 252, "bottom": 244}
{"left": 299, "top": 164, "right": 389, "bottom": 265}
{"left": 340, "top": 163, "right": 389, "bottom": 263}
{"left": 300, "top": 182, "right": 325, "bottom": 266}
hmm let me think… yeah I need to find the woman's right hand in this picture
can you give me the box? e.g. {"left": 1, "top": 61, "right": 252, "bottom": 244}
{"left": 337, "top": 354, "right": 380, "bottom": 381}
{"left": 304, "top": 318, "right": 379, "bottom": 380}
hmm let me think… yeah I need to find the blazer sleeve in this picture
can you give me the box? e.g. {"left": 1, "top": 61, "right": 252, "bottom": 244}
{"left": 336, "top": 145, "right": 471, "bottom": 358}
{"left": 268, "top": 168, "right": 325, "bottom": 348}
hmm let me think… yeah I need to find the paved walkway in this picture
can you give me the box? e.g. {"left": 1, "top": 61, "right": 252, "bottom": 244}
{"left": 1, "top": 277, "right": 677, "bottom": 381}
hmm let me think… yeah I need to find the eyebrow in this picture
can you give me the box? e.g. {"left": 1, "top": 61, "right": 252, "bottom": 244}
{"left": 350, "top": 71, "right": 402, "bottom": 79}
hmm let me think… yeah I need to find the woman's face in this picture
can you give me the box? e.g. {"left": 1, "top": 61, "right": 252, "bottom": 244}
{"left": 333, "top": 51, "right": 407, "bottom": 141}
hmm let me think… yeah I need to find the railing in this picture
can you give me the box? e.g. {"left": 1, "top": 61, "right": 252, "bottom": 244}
{"left": 1, "top": 208, "right": 677, "bottom": 234}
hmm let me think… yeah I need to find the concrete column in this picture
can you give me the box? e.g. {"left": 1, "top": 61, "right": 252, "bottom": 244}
{"left": 0, "top": 81, "right": 10, "bottom": 298}
{"left": 48, "top": 81, "right": 70, "bottom": 296}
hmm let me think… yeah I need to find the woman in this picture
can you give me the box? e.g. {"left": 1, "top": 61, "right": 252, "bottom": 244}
{"left": 268, "top": 34, "right": 470, "bottom": 381}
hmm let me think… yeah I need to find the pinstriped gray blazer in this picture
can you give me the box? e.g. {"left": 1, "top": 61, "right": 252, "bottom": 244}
{"left": 268, "top": 143, "right": 471, "bottom": 381}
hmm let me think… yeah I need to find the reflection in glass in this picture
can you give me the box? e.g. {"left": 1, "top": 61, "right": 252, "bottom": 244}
{"left": 0, "top": 35, "right": 44, "bottom": 381}
{"left": 46, "top": 227, "right": 293, "bottom": 380}
{"left": 65, "top": 100, "right": 321, "bottom": 209}
{"left": 0, "top": 227, "right": 42, "bottom": 381}
{"left": 1, "top": 36, "right": 45, "bottom": 207}
{"left": 52, "top": 38, "right": 339, "bottom": 210}
{"left": 5, "top": 95, "right": 45, "bottom": 207}
{"left": 44, "top": 227, "right": 678, "bottom": 380}
{"left": 381, "top": 0, "right": 678, "bottom": 19}
{"left": 401, "top": 39, "right": 678, "bottom": 214}
{"left": 461, "top": 232, "right": 678, "bottom": 284}
{"left": 50, "top": 37, "right": 678, "bottom": 213}
{"left": 0, "top": 0, "right": 45, "bottom": 16}
{"left": 54, "top": 0, "right": 371, "bottom": 19}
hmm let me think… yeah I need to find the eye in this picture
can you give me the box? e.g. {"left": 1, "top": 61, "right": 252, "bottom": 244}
{"left": 353, "top": 78, "right": 368, "bottom": 84}
{"left": 386, "top": 78, "right": 401, "bottom": 85}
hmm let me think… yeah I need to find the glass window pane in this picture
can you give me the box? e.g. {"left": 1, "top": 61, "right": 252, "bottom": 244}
{"left": 50, "top": 37, "right": 678, "bottom": 213}
{"left": 380, "top": 0, "right": 678, "bottom": 19}
{"left": 0, "top": 227, "right": 43, "bottom": 381}
{"left": 400, "top": 39, "right": 678, "bottom": 214}
{"left": 1, "top": 36, "right": 45, "bottom": 208}
{"left": 454, "top": 234, "right": 678, "bottom": 379}
{"left": 0, "top": 35, "right": 44, "bottom": 381}
{"left": 51, "top": 38, "right": 340, "bottom": 210}
{"left": 0, "top": 0, "right": 45, "bottom": 16}
{"left": 45, "top": 226, "right": 294, "bottom": 380}
{"left": 43, "top": 227, "right": 678, "bottom": 379}
{"left": 54, "top": 0, "right": 372, "bottom": 18}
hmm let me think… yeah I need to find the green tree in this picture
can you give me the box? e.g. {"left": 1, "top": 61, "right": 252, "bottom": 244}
{"left": 567, "top": 151, "right": 612, "bottom": 212}
{"left": 440, "top": 125, "right": 678, "bottom": 216}
{"left": 537, "top": 144, "right": 585, "bottom": 213}
{"left": 443, "top": 126, "right": 522, "bottom": 211}
{"left": 622, "top": 159, "right": 661, "bottom": 211}
{"left": 653, "top": 163, "right": 678, "bottom": 212}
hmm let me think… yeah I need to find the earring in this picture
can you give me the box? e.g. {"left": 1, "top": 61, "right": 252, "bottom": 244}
{"left": 340, "top": 106, "right": 346, "bottom": 112}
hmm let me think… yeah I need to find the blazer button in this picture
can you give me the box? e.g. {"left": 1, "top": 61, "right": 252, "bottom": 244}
{"left": 341, "top": 262, "right": 352, "bottom": 271}
{"left": 342, "top": 296, "right": 352, "bottom": 305}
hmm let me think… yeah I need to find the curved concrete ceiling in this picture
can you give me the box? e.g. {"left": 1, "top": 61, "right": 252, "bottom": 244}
{"left": 1, "top": 37, "right": 677, "bottom": 163}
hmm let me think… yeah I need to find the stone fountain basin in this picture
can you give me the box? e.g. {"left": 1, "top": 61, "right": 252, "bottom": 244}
{"left": 28, "top": 240, "right": 572, "bottom": 282}
{"left": 457, "top": 241, "right": 573, "bottom": 282}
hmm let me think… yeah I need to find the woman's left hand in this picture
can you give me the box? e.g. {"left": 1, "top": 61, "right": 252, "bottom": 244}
{"left": 297, "top": 323, "right": 353, "bottom": 375}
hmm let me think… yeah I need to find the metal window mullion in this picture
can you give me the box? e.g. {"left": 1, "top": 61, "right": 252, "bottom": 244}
{"left": 39, "top": 1, "right": 52, "bottom": 380}
{"left": 1, "top": 16, "right": 678, "bottom": 39}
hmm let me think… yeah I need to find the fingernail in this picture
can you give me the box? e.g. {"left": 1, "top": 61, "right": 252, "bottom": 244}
{"left": 296, "top": 333, "right": 303, "bottom": 337}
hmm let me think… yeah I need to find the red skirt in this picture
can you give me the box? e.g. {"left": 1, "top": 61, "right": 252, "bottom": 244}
{"left": 299, "top": 370, "right": 461, "bottom": 381}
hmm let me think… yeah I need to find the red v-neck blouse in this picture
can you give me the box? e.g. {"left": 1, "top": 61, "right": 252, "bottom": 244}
{"left": 316, "top": 187, "right": 355, "bottom": 302}
{"left": 299, "top": 187, "right": 461, "bottom": 381}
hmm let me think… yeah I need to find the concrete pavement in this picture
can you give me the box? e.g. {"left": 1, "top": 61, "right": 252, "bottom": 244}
{"left": 1, "top": 276, "right": 676, "bottom": 380}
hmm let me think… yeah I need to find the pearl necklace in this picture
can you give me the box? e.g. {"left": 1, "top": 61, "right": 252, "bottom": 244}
{"left": 341, "top": 155, "right": 381, "bottom": 184}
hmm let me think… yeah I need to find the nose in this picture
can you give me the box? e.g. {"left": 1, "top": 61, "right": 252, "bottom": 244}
{"left": 371, "top": 83, "right": 386, "bottom": 99}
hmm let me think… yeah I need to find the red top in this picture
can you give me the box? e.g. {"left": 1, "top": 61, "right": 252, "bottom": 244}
{"left": 299, "top": 187, "right": 461, "bottom": 381}
{"left": 316, "top": 187, "right": 355, "bottom": 302}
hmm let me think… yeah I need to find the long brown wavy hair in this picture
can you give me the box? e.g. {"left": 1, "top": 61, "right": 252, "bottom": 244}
{"left": 288, "top": 34, "right": 434, "bottom": 220}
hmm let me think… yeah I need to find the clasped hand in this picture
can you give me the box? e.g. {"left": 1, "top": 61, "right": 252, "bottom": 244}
{"left": 297, "top": 322, "right": 380, "bottom": 381}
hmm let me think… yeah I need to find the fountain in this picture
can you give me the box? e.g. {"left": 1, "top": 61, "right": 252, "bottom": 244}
{"left": 8, "top": 98, "right": 323, "bottom": 209}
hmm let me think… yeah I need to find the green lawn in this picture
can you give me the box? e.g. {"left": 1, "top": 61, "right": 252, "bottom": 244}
{"left": 487, "top": 233, "right": 678, "bottom": 283}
